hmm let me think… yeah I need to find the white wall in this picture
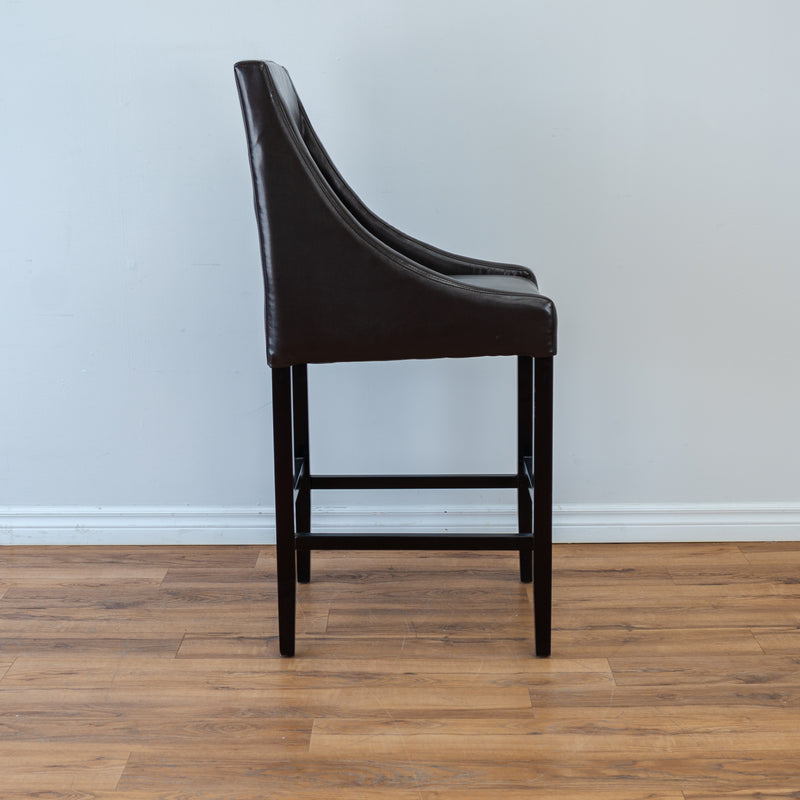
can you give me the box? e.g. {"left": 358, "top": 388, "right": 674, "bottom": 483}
{"left": 2, "top": 0, "right": 800, "bottom": 543}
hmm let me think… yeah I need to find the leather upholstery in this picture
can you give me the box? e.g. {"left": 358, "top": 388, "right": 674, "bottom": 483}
{"left": 234, "top": 60, "right": 557, "bottom": 367}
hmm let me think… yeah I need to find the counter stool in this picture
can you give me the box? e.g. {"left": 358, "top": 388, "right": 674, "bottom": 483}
{"left": 235, "top": 60, "right": 557, "bottom": 657}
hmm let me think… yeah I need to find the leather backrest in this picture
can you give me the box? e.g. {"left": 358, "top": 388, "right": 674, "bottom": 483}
{"left": 256, "top": 62, "right": 369, "bottom": 233}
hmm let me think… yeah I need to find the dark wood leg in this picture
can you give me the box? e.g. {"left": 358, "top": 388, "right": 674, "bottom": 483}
{"left": 292, "top": 364, "right": 311, "bottom": 584}
{"left": 533, "top": 356, "right": 553, "bottom": 657}
{"left": 272, "top": 367, "right": 296, "bottom": 657}
{"left": 517, "top": 356, "right": 533, "bottom": 583}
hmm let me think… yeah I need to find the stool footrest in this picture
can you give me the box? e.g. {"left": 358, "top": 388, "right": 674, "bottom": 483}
{"left": 310, "top": 474, "right": 518, "bottom": 490}
{"left": 295, "top": 532, "right": 533, "bottom": 551}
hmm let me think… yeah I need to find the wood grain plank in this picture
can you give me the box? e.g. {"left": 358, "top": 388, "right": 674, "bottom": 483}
{"left": 313, "top": 717, "right": 548, "bottom": 735}
{"left": 610, "top": 655, "right": 800, "bottom": 687}
{"left": 314, "top": 708, "right": 778, "bottom": 737}
{"left": 117, "top": 753, "right": 425, "bottom": 795}
{"left": 0, "top": 567, "right": 169, "bottom": 586}
{"left": 0, "top": 791, "right": 686, "bottom": 800}
{"left": 160, "top": 567, "right": 276, "bottom": 586}
{"left": 0, "top": 686, "right": 531, "bottom": 719}
{"left": 0, "top": 743, "right": 129, "bottom": 791}
{"left": 0, "top": 636, "right": 182, "bottom": 657}
{"left": 0, "top": 545, "right": 260, "bottom": 567}
{"left": 523, "top": 704, "right": 800, "bottom": 734}
{"left": 739, "top": 544, "right": 800, "bottom": 564}
{"left": 1, "top": 654, "right": 589, "bottom": 691}
{"left": 0, "top": 792, "right": 424, "bottom": 800}
{"left": 177, "top": 632, "right": 544, "bottom": 659}
{"left": 114, "top": 754, "right": 800, "bottom": 794}
{"left": 552, "top": 542, "right": 751, "bottom": 566}
{"left": 0, "top": 711, "right": 311, "bottom": 749}
{"left": 552, "top": 595, "right": 799, "bottom": 630}
{"left": 1, "top": 655, "right": 129, "bottom": 688}
{"left": 552, "top": 626, "right": 764, "bottom": 657}
{"left": 0, "top": 604, "right": 327, "bottom": 637}
{"left": 425, "top": 791, "right": 686, "bottom": 800}
{"left": 290, "top": 656, "right": 613, "bottom": 676}
{"left": 308, "top": 730, "right": 800, "bottom": 760}
{"left": 751, "top": 627, "right": 800, "bottom": 654}
{"left": 685, "top": 790, "right": 800, "bottom": 800}
{"left": 324, "top": 610, "right": 534, "bottom": 637}
{"left": 668, "top": 564, "right": 759, "bottom": 585}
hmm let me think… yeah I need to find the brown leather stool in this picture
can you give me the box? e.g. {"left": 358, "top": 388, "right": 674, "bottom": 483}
{"left": 234, "top": 60, "right": 557, "bottom": 657}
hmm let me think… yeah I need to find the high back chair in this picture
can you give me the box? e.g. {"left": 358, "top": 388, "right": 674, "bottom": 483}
{"left": 234, "top": 60, "right": 557, "bottom": 657}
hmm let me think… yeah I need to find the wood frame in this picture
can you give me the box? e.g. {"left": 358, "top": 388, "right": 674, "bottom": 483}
{"left": 270, "top": 356, "right": 553, "bottom": 657}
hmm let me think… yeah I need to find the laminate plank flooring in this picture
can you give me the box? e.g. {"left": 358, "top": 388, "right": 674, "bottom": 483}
{"left": 1, "top": 543, "right": 800, "bottom": 798}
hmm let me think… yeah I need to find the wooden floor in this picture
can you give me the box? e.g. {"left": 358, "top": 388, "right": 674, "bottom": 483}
{"left": 1, "top": 542, "right": 800, "bottom": 798}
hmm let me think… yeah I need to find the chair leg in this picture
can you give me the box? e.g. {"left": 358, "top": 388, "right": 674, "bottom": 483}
{"left": 272, "top": 367, "right": 296, "bottom": 657}
{"left": 533, "top": 356, "right": 554, "bottom": 657}
{"left": 517, "top": 356, "right": 533, "bottom": 583}
{"left": 292, "top": 364, "right": 311, "bottom": 584}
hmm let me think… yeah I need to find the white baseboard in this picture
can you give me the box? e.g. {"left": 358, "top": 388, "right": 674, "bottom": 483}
{"left": 0, "top": 508, "right": 275, "bottom": 546}
{"left": 552, "top": 503, "right": 800, "bottom": 542}
{"left": 2, "top": 502, "right": 800, "bottom": 545}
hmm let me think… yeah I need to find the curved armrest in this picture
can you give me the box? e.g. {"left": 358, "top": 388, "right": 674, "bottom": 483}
{"left": 302, "top": 113, "right": 537, "bottom": 285}
{"left": 353, "top": 211, "right": 537, "bottom": 283}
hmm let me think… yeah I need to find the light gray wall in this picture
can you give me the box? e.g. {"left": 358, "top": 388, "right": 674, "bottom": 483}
{"left": 2, "top": 1, "right": 800, "bottom": 542}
